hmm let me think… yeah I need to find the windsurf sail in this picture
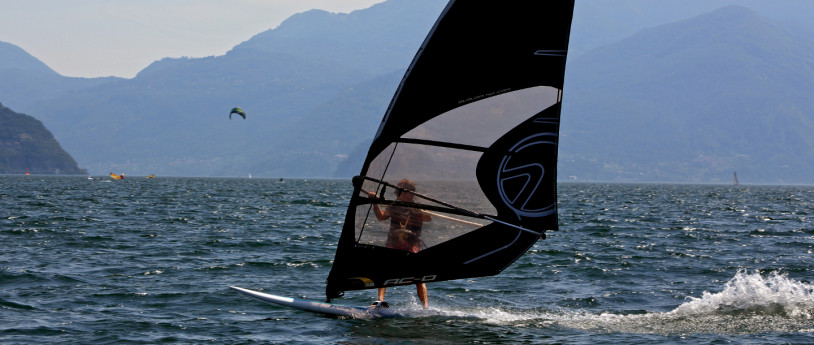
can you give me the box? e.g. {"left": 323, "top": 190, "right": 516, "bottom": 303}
{"left": 110, "top": 173, "right": 124, "bottom": 180}
{"left": 326, "top": 0, "right": 575, "bottom": 301}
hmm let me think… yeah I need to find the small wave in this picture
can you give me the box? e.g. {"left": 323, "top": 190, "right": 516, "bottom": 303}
{"left": 670, "top": 270, "right": 814, "bottom": 319}
{"left": 287, "top": 199, "right": 337, "bottom": 208}
{"left": 0, "top": 297, "right": 36, "bottom": 311}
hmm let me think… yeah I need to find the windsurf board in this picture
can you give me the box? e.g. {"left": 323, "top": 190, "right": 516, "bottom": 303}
{"left": 230, "top": 286, "right": 402, "bottom": 318}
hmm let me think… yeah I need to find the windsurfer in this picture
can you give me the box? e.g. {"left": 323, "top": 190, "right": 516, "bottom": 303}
{"left": 368, "top": 178, "right": 432, "bottom": 308}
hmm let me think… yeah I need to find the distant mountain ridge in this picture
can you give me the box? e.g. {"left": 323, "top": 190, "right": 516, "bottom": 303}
{"left": 234, "top": 0, "right": 434, "bottom": 75}
{"left": 2, "top": 1, "right": 814, "bottom": 184}
{"left": 562, "top": 5, "right": 814, "bottom": 184}
{"left": 0, "top": 41, "right": 123, "bottom": 110}
{"left": 1, "top": 0, "right": 448, "bottom": 177}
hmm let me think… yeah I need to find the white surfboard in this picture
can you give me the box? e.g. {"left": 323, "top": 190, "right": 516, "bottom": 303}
{"left": 230, "top": 286, "right": 403, "bottom": 318}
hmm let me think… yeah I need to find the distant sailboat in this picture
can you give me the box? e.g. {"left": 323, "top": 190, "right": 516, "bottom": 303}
{"left": 733, "top": 172, "right": 739, "bottom": 186}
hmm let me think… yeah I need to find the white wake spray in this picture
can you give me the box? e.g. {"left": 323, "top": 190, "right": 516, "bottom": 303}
{"left": 427, "top": 270, "right": 814, "bottom": 335}
{"left": 670, "top": 270, "right": 814, "bottom": 319}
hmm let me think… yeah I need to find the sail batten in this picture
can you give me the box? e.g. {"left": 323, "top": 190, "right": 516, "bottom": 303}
{"left": 326, "top": 0, "right": 575, "bottom": 301}
{"left": 394, "top": 138, "right": 489, "bottom": 153}
{"left": 355, "top": 176, "right": 489, "bottom": 219}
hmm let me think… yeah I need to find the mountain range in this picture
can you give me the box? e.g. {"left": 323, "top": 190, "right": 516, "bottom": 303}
{"left": 1, "top": 0, "right": 813, "bottom": 184}
{"left": 562, "top": 5, "right": 814, "bottom": 184}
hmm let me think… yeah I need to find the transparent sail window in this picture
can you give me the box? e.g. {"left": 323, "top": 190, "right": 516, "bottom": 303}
{"left": 355, "top": 86, "right": 560, "bottom": 251}
{"left": 402, "top": 86, "right": 560, "bottom": 148}
{"left": 355, "top": 143, "right": 495, "bottom": 250}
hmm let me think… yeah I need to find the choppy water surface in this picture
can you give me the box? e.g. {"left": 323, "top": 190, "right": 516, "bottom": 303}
{"left": 1, "top": 176, "right": 813, "bottom": 344}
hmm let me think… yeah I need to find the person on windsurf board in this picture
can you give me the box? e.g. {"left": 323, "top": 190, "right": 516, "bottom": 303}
{"left": 368, "top": 178, "right": 432, "bottom": 308}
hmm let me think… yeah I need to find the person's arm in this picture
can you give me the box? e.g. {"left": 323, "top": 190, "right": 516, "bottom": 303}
{"left": 421, "top": 211, "right": 432, "bottom": 222}
{"left": 368, "top": 191, "right": 388, "bottom": 221}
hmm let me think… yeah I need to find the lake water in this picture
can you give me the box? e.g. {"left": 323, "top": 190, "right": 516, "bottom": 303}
{"left": 2, "top": 176, "right": 813, "bottom": 344}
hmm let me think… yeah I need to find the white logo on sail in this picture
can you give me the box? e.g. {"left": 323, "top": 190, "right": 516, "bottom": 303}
{"left": 497, "top": 133, "right": 557, "bottom": 218}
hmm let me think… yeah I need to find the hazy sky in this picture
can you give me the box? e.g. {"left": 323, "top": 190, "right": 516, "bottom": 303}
{"left": 0, "top": 0, "right": 386, "bottom": 78}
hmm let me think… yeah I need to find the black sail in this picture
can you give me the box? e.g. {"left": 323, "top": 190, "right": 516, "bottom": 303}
{"left": 326, "top": 0, "right": 575, "bottom": 301}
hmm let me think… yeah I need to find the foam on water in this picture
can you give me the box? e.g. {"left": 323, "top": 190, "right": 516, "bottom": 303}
{"left": 422, "top": 270, "right": 814, "bottom": 335}
{"left": 671, "top": 270, "right": 814, "bottom": 319}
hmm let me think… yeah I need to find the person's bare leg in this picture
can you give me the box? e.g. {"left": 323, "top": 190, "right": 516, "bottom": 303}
{"left": 416, "top": 283, "right": 428, "bottom": 309}
{"left": 378, "top": 287, "right": 386, "bottom": 301}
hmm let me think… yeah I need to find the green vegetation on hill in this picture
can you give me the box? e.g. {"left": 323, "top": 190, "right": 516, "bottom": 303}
{"left": 0, "top": 103, "right": 86, "bottom": 174}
